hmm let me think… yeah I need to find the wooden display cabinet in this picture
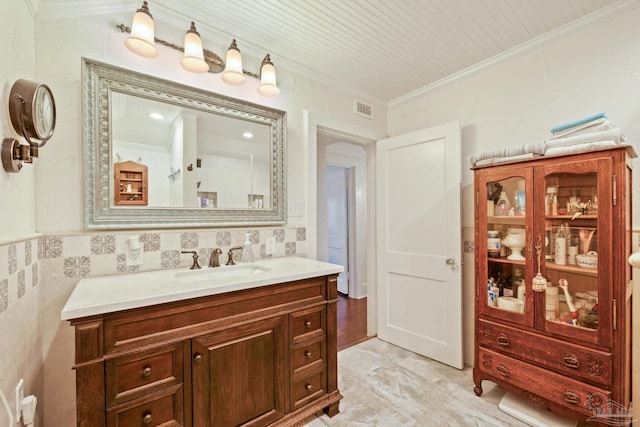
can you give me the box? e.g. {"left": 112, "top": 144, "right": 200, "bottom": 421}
{"left": 114, "top": 161, "right": 148, "bottom": 206}
{"left": 472, "top": 147, "right": 635, "bottom": 424}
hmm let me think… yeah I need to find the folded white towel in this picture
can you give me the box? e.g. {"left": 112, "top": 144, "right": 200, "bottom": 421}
{"left": 544, "top": 128, "right": 625, "bottom": 150}
{"left": 551, "top": 118, "right": 623, "bottom": 139}
{"left": 468, "top": 142, "right": 545, "bottom": 167}
{"left": 544, "top": 140, "right": 621, "bottom": 158}
{"left": 473, "top": 153, "right": 540, "bottom": 168}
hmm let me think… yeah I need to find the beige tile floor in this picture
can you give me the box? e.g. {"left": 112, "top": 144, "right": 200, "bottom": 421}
{"left": 308, "top": 338, "right": 534, "bottom": 427}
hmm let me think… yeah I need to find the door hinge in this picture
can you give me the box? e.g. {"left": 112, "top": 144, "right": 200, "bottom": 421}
{"left": 476, "top": 190, "right": 479, "bottom": 208}
{"left": 612, "top": 298, "right": 617, "bottom": 330}
{"left": 612, "top": 175, "right": 617, "bottom": 206}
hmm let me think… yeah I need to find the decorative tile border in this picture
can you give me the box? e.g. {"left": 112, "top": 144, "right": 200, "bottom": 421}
{"left": 0, "top": 237, "right": 40, "bottom": 314}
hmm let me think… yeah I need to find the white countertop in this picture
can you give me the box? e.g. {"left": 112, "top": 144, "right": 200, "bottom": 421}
{"left": 61, "top": 256, "right": 343, "bottom": 320}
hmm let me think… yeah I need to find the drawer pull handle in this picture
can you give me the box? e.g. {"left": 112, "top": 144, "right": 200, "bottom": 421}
{"left": 496, "top": 334, "right": 510, "bottom": 347}
{"left": 562, "top": 354, "right": 581, "bottom": 369}
{"left": 306, "top": 384, "right": 313, "bottom": 391}
{"left": 563, "top": 390, "right": 580, "bottom": 404}
{"left": 141, "top": 366, "right": 152, "bottom": 378}
{"left": 193, "top": 354, "right": 203, "bottom": 364}
{"left": 142, "top": 412, "right": 152, "bottom": 424}
{"left": 305, "top": 321, "right": 312, "bottom": 328}
{"left": 496, "top": 364, "right": 510, "bottom": 377}
{"left": 305, "top": 351, "right": 312, "bottom": 358}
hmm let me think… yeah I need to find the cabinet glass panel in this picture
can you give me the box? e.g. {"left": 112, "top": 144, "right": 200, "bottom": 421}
{"left": 543, "top": 172, "right": 599, "bottom": 333}
{"left": 485, "top": 176, "right": 527, "bottom": 315}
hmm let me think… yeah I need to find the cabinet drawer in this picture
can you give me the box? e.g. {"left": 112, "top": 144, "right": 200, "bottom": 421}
{"left": 290, "top": 306, "right": 325, "bottom": 344}
{"left": 292, "top": 338, "right": 324, "bottom": 372}
{"left": 106, "top": 384, "right": 183, "bottom": 427}
{"left": 478, "top": 348, "right": 610, "bottom": 417}
{"left": 478, "top": 319, "right": 612, "bottom": 387}
{"left": 106, "top": 343, "right": 183, "bottom": 406}
{"left": 291, "top": 370, "right": 326, "bottom": 411}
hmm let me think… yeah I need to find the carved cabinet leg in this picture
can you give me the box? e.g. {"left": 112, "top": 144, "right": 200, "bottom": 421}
{"left": 473, "top": 370, "right": 483, "bottom": 397}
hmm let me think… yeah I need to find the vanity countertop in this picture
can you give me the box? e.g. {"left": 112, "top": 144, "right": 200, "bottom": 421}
{"left": 61, "top": 256, "right": 343, "bottom": 320}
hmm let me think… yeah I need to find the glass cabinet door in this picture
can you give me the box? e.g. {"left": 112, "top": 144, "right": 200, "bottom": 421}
{"left": 478, "top": 168, "right": 534, "bottom": 326}
{"left": 536, "top": 158, "right": 611, "bottom": 346}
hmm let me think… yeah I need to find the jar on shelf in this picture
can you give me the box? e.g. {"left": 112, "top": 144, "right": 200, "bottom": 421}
{"left": 569, "top": 190, "right": 580, "bottom": 213}
{"left": 545, "top": 186, "right": 558, "bottom": 215}
{"left": 488, "top": 231, "right": 501, "bottom": 258}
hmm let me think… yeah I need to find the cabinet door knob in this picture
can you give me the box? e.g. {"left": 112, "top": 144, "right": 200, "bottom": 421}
{"left": 562, "top": 354, "right": 581, "bottom": 369}
{"left": 496, "top": 364, "right": 510, "bottom": 377}
{"left": 304, "top": 321, "right": 312, "bottom": 328}
{"left": 142, "top": 412, "right": 152, "bottom": 424}
{"left": 496, "top": 334, "right": 510, "bottom": 347}
{"left": 305, "top": 350, "right": 312, "bottom": 358}
{"left": 305, "top": 384, "right": 313, "bottom": 391}
{"left": 141, "top": 366, "right": 152, "bottom": 378}
{"left": 193, "top": 353, "right": 203, "bottom": 364}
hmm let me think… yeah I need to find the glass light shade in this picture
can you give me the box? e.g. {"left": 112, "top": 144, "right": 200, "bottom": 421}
{"left": 124, "top": 2, "right": 158, "bottom": 58}
{"left": 258, "top": 54, "right": 280, "bottom": 97}
{"left": 180, "top": 22, "right": 208, "bottom": 73}
{"left": 222, "top": 39, "right": 245, "bottom": 85}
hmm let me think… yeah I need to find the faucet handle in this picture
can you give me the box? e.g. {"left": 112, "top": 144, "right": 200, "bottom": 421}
{"left": 226, "top": 247, "right": 242, "bottom": 265}
{"left": 181, "top": 251, "right": 201, "bottom": 269}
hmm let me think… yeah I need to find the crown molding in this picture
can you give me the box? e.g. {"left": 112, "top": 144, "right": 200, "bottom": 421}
{"left": 389, "top": 0, "right": 640, "bottom": 108}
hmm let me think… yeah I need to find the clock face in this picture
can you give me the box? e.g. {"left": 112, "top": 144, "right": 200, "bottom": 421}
{"left": 34, "top": 86, "right": 55, "bottom": 139}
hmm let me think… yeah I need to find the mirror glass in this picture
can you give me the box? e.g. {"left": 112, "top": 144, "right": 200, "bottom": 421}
{"left": 82, "top": 58, "right": 287, "bottom": 229}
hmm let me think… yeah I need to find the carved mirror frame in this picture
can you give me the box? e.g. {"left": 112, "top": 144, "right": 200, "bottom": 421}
{"left": 82, "top": 58, "right": 287, "bottom": 229}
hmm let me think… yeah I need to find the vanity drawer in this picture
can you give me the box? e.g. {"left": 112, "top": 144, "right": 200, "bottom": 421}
{"left": 106, "top": 384, "right": 183, "bottom": 427}
{"left": 105, "top": 342, "right": 183, "bottom": 407}
{"left": 292, "top": 337, "right": 325, "bottom": 372}
{"left": 291, "top": 370, "right": 327, "bottom": 411}
{"left": 290, "top": 306, "right": 325, "bottom": 345}
{"left": 478, "top": 348, "right": 610, "bottom": 417}
{"left": 477, "top": 319, "right": 612, "bottom": 387}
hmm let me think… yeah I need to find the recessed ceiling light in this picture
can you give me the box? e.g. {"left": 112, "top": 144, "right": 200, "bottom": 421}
{"left": 148, "top": 112, "right": 163, "bottom": 120}
{"left": 242, "top": 131, "right": 254, "bottom": 139}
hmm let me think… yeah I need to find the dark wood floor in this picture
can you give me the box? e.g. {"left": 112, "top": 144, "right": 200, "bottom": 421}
{"left": 336, "top": 294, "right": 371, "bottom": 351}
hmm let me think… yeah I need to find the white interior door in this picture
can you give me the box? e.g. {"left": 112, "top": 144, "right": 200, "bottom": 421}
{"left": 376, "top": 121, "right": 462, "bottom": 369}
{"left": 327, "top": 166, "right": 349, "bottom": 294}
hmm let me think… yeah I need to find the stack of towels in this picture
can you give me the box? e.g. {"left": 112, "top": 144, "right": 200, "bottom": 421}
{"left": 468, "top": 112, "right": 628, "bottom": 168}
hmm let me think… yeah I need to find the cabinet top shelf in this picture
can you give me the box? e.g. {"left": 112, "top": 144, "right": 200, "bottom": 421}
{"left": 488, "top": 216, "right": 525, "bottom": 225}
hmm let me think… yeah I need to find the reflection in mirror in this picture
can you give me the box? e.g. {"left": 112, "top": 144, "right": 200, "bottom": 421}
{"left": 82, "top": 58, "right": 286, "bottom": 229}
{"left": 111, "top": 94, "right": 272, "bottom": 209}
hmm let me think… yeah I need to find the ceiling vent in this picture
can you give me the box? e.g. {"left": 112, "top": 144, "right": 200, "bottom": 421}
{"left": 354, "top": 99, "right": 373, "bottom": 119}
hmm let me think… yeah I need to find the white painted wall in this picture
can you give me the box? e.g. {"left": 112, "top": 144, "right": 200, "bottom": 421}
{"left": 0, "top": 2, "right": 43, "bottom": 425}
{"left": 388, "top": 9, "right": 640, "bottom": 365}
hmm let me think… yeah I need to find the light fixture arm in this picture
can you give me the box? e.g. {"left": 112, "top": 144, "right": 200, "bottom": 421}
{"left": 116, "top": 24, "right": 259, "bottom": 78}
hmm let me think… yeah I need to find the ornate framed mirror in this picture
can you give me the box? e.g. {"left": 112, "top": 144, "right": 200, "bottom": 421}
{"left": 82, "top": 58, "right": 286, "bottom": 229}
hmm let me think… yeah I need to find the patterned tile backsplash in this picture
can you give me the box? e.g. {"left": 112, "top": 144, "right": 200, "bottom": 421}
{"left": 0, "top": 227, "right": 307, "bottom": 316}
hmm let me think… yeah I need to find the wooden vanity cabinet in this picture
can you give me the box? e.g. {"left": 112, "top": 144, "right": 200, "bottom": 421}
{"left": 472, "top": 147, "right": 634, "bottom": 423}
{"left": 70, "top": 274, "right": 342, "bottom": 427}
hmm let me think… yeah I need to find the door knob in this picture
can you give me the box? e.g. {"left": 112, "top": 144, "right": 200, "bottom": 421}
{"left": 445, "top": 258, "right": 457, "bottom": 271}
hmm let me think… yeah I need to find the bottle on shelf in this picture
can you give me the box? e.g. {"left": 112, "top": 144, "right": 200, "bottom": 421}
{"left": 554, "top": 225, "right": 567, "bottom": 265}
{"left": 495, "top": 191, "right": 512, "bottom": 216}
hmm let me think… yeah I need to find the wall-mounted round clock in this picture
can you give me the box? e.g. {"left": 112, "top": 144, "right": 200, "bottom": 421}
{"left": 2, "top": 79, "right": 57, "bottom": 172}
{"left": 10, "top": 79, "right": 57, "bottom": 143}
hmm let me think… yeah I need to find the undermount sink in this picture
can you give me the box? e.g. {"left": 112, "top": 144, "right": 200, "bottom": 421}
{"left": 174, "top": 263, "right": 271, "bottom": 283}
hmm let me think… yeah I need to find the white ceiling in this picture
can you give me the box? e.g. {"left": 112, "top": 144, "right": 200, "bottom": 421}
{"left": 35, "top": 0, "right": 639, "bottom": 102}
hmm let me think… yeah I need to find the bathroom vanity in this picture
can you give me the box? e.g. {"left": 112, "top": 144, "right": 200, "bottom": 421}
{"left": 62, "top": 257, "right": 343, "bottom": 427}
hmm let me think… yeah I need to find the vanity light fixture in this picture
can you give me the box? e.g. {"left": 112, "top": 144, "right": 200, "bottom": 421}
{"left": 258, "top": 54, "right": 281, "bottom": 97}
{"left": 180, "top": 21, "right": 208, "bottom": 73}
{"left": 242, "top": 131, "right": 254, "bottom": 139}
{"left": 124, "top": 1, "right": 158, "bottom": 58}
{"left": 2, "top": 79, "right": 57, "bottom": 173}
{"left": 120, "top": 1, "right": 280, "bottom": 96}
{"left": 148, "top": 112, "right": 163, "bottom": 120}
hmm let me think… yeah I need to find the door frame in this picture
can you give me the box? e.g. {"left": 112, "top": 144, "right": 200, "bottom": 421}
{"left": 304, "top": 110, "right": 381, "bottom": 336}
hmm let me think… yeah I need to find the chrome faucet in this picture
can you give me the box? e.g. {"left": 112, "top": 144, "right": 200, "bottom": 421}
{"left": 209, "top": 248, "right": 223, "bottom": 267}
{"left": 226, "top": 247, "right": 242, "bottom": 265}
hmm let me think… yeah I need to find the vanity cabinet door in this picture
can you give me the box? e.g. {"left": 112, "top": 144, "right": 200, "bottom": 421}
{"left": 191, "top": 316, "right": 286, "bottom": 427}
